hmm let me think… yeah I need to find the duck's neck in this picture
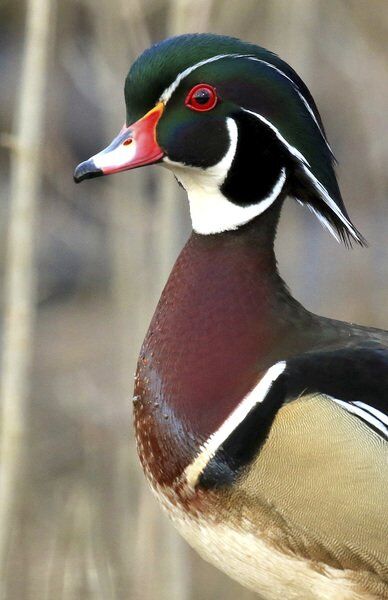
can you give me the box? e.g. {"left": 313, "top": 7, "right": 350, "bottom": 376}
{"left": 134, "top": 205, "right": 315, "bottom": 485}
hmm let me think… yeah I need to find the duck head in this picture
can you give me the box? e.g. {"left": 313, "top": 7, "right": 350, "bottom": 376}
{"left": 74, "top": 33, "right": 364, "bottom": 245}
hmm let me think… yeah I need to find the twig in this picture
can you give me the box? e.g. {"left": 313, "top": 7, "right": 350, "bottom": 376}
{"left": 0, "top": 0, "right": 52, "bottom": 591}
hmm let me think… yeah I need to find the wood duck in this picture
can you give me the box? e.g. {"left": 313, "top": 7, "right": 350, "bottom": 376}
{"left": 74, "top": 34, "right": 388, "bottom": 600}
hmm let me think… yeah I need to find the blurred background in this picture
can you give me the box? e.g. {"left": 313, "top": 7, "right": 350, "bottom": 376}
{"left": 0, "top": 1, "right": 387, "bottom": 598}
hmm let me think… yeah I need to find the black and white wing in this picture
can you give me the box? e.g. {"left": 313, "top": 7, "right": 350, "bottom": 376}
{"left": 185, "top": 345, "right": 388, "bottom": 489}
{"left": 184, "top": 346, "right": 388, "bottom": 582}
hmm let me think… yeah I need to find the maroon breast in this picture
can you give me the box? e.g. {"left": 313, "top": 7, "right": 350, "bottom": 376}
{"left": 134, "top": 221, "right": 312, "bottom": 486}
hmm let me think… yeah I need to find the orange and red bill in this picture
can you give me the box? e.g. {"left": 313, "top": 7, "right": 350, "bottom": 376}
{"left": 74, "top": 102, "right": 164, "bottom": 183}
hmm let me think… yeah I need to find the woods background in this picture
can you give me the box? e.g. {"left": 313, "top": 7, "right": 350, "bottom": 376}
{"left": 1, "top": 1, "right": 388, "bottom": 599}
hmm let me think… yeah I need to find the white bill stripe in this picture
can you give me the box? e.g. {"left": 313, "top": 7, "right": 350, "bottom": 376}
{"left": 184, "top": 361, "right": 286, "bottom": 489}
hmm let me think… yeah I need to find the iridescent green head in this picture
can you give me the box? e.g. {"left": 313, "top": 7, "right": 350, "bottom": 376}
{"left": 75, "top": 33, "right": 364, "bottom": 245}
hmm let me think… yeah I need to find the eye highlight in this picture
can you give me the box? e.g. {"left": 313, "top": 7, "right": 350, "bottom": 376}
{"left": 185, "top": 84, "right": 218, "bottom": 112}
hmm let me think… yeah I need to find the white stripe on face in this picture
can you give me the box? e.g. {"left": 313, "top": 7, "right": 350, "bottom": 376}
{"left": 159, "top": 53, "right": 360, "bottom": 241}
{"left": 243, "top": 108, "right": 309, "bottom": 166}
{"left": 303, "top": 202, "right": 341, "bottom": 243}
{"left": 244, "top": 56, "right": 331, "bottom": 153}
{"left": 160, "top": 54, "right": 242, "bottom": 104}
{"left": 159, "top": 53, "right": 330, "bottom": 151}
{"left": 184, "top": 361, "right": 287, "bottom": 489}
{"left": 163, "top": 118, "right": 286, "bottom": 235}
{"left": 241, "top": 109, "right": 363, "bottom": 244}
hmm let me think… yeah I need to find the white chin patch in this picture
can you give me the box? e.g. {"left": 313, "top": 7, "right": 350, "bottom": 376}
{"left": 163, "top": 118, "right": 286, "bottom": 235}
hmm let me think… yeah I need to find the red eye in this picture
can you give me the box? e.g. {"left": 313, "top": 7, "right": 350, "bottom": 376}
{"left": 185, "top": 84, "right": 218, "bottom": 112}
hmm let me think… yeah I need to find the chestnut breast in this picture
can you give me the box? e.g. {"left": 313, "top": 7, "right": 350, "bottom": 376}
{"left": 134, "top": 228, "right": 312, "bottom": 486}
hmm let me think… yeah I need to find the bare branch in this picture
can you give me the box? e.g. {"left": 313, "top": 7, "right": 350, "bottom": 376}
{"left": 0, "top": 0, "right": 52, "bottom": 588}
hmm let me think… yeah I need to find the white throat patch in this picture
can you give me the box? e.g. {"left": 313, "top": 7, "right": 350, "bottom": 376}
{"left": 163, "top": 118, "right": 286, "bottom": 235}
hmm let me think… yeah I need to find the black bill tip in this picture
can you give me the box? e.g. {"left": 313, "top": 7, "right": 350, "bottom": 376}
{"left": 73, "top": 159, "right": 103, "bottom": 183}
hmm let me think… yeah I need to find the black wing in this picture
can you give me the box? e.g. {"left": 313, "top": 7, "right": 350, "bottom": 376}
{"left": 198, "top": 345, "right": 388, "bottom": 490}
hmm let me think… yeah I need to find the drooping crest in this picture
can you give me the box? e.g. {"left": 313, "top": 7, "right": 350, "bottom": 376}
{"left": 125, "top": 34, "right": 365, "bottom": 245}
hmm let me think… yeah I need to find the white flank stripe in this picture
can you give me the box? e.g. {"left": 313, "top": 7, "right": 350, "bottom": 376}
{"left": 353, "top": 401, "right": 388, "bottom": 427}
{"left": 331, "top": 397, "right": 388, "bottom": 437}
{"left": 242, "top": 108, "right": 362, "bottom": 244}
{"left": 184, "top": 361, "right": 286, "bottom": 489}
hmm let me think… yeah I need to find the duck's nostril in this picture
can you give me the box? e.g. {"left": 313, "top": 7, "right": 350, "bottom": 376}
{"left": 123, "top": 138, "right": 133, "bottom": 146}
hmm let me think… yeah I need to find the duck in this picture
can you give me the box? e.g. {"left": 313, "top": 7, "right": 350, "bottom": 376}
{"left": 74, "top": 33, "right": 388, "bottom": 600}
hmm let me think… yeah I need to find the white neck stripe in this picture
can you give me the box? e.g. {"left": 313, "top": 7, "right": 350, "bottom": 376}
{"left": 242, "top": 108, "right": 362, "bottom": 244}
{"left": 186, "top": 165, "right": 287, "bottom": 236}
{"left": 184, "top": 362, "right": 286, "bottom": 489}
{"left": 163, "top": 117, "right": 287, "bottom": 235}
